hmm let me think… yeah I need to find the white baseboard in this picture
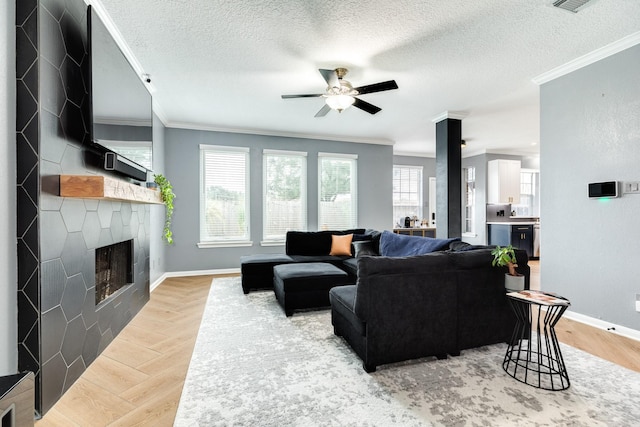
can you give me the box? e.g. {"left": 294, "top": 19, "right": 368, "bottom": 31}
{"left": 150, "top": 268, "right": 241, "bottom": 292}
{"left": 563, "top": 309, "right": 640, "bottom": 343}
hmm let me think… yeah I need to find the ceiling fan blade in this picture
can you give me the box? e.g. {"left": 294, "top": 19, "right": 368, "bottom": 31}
{"left": 281, "top": 94, "right": 323, "bottom": 99}
{"left": 353, "top": 98, "right": 381, "bottom": 115}
{"left": 354, "top": 80, "right": 398, "bottom": 95}
{"left": 314, "top": 104, "right": 332, "bottom": 117}
{"left": 319, "top": 69, "right": 339, "bottom": 88}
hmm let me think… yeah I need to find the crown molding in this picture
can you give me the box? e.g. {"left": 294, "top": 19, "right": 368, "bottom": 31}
{"left": 165, "top": 121, "right": 395, "bottom": 146}
{"left": 533, "top": 31, "right": 640, "bottom": 85}
{"left": 431, "top": 111, "right": 469, "bottom": 123}
{"left": 152, "top": 99, "right": 168, "bottom": 126}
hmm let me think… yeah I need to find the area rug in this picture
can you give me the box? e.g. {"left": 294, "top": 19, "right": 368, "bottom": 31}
{"left": 175, "top": 277, "right": 640, "bottom": 426}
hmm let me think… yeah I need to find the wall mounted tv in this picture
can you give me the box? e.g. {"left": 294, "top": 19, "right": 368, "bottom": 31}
{"left": 87, "top": 5, "right": 153, "bottom": 182}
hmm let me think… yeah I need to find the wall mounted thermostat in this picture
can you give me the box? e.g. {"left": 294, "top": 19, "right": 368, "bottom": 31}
{"left": 588, "top": 181, "right": 619, "bottom": 198}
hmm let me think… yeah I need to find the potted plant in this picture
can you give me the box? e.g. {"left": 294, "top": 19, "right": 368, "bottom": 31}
{"left": 491, "top": 245, "right": 524, "bottom": 291}
{"left": 154, "top": 174, "right": 175, "bottom": 245}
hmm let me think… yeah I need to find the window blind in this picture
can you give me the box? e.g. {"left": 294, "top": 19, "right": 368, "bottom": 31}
{"left": 392, "top": 165, "right": 423, "bottom": 224}
{"left": 318, "top": 154, "right": 357, "bottom": 230}
{"left": 263, "top": 150, "right": 307, "bottom": 241}
{"left": 200, "top": 145, "right": 250, "bottom": 243}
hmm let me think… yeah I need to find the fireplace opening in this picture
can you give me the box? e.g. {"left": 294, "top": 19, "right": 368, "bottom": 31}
{"left": 95, "top": 239, "right": 134, "bottom": 305}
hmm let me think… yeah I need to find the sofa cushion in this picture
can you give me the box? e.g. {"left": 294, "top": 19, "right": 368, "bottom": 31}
{"left": 285, "top": 229, "right": 365, "bottom": 256}
{"left": 448, "top": 241, "right": 494, "bottom": 252}
{"left": 329, "top": 285, "right": 365, "bottom": 336}
{"left": 352, "top": 240, "right": 378, "bottom": 257}
{"left": 330, "top": 234, "right": 353, "bottom": 256}
{"left": 341, "top": 258, "right": 358, "bottom": 276}
{"left": 273, "top": 262, "right": 349, "bottom": 292}
{"left": 379, "top": 230, "right": 460, "bottom": 257}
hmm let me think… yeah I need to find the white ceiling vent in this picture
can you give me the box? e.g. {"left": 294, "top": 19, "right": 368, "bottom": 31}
{"left": 552, "top": 0, "right": 596, "bottom": 13}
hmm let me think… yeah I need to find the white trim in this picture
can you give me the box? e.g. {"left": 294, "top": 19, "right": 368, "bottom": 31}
{"left": 199, "top": 144, "right": 250, "bottom": 152}
{"left": 393, "top": 150, "right": 435, "bottom": 158}
{"left": 533, "top": 31, "right": 640, "bottom": 85}
{"left": 318, "top": 152, "right": 358, "bottom": 159}
{"left": 431, "top": 111, "right": 468, "bottom": 123}
{"left": 94, "top": 118, "right": 152, "bottom": 127}
{"left": 393, "top": 164, "right": 423, "bottom": 171}
{"left": 85, "top": 0, "right": 155, "bottom": 95}
{"left": 152, "top": 99, "right": 168, "bottom": 126}
{"left": 97, "top": 139, "right": 152, "bottom": 147}
{"left": 462, "top": 233, "right": 477, "bottom": 238}
{"left": 167, "top": 121, "right": 395, "bottom": 146}
{"left": 197, "top": 241, "right": 253, "bottom": 249}
{"left": 562, "top": 310, "right": 640, "bottom": 343}
{"left": 150, "top": 272, "right": 170, "bottom": 292}
{"left": 263, "top": 149, "right": 307, "bottom": 156}
{"left": 260, "top": 240, "right": 285, "bottom": 247}
{"left": 150, "top": 268, "right": 242, "bottom": 293}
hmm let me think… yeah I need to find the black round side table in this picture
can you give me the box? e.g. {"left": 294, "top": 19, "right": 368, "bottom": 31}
{"left": 503, "top": 290, "right": 571, "bottom": 391}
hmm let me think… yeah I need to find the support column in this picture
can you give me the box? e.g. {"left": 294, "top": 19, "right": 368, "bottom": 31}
{"left": 432, "top": 112, "right": 466, "bottom": 239}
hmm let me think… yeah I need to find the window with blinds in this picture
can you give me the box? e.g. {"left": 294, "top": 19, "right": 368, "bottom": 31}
{"left": 263, "top": 150, "right": 307, "bottom": 242}
{"left": 392, "top": 165, "right": 423, "bottom": 225}
{"left": 199, "top": 145, "right": 250, "bottom": 245}
{"left": 318, "top": 153, "right": 357, "bottom": 230}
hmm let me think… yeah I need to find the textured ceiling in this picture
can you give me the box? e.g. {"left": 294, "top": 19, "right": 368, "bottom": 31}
{"left": 95, "top": 0, "right": 640, "bottom": 157}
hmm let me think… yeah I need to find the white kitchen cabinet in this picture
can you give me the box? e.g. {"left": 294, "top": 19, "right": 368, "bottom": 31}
{"left": 488, "top": 159, "right": 521, "bottom": 204}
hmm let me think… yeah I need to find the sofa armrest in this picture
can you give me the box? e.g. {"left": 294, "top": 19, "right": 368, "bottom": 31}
{"left": 354, "top": 254, "right": 459, "bottom": 359}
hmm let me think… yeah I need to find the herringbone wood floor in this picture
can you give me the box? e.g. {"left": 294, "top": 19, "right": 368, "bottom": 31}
{"left": 36, "top": 264, "right": 640, "bottom": 426}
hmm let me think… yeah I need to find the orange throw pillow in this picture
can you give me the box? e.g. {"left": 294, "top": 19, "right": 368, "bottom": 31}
{"left": 330, "top": 234, "right": 353, "bottom": 256}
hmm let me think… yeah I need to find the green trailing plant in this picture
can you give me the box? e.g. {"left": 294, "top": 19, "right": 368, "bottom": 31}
{"left": 154, "top": 174, "right": 175, "bottom": 245}
{"left": 491, "top": 245, "right": 519, "bottom": 276}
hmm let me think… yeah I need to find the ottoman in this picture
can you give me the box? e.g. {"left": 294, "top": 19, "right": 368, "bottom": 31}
{"left": 240, "top": 254, "right": 294, "bottom": 294}
{"left": 273, "top": 262, "right": 351, "bottom": 316}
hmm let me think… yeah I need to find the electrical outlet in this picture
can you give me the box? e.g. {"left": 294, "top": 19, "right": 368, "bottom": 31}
{"left": 623, "top": 182, "right": 640, "bottom": 194}
{"left": 636, "top": 294, "right": 640, "bottom": 312}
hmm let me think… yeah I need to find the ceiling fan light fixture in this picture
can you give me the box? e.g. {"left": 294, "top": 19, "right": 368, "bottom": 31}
{"left": 325, "top": 94, "right": 355, "bottom": 112}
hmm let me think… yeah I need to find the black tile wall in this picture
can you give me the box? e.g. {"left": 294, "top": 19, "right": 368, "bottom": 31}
{"left": 15, "top": 0, "right": 151, "bottom": 416}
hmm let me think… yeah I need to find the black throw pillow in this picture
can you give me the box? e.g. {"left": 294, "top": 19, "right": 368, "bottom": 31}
{"left": 352, "top": 240, "right": 378, "bottom": 257}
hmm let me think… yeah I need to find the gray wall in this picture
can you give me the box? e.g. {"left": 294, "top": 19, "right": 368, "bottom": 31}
{"left": 0, "top": 0, "right": 17, "bottom": 376}
{"left": 392, "top": 155, "right": 436, "bottom": 227}
{"left": 150, "top": 114, "right": 166, "bottom": 283}
{"left": 540, "top": 43, "right": 640, "bottom": 331}
{"left": 165, "top": 128, "right": 393, "bottom": 272}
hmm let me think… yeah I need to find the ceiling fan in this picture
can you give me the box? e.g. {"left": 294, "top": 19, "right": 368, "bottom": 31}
{"left": 281, "top": 68, "right": 398, "bottom": 117}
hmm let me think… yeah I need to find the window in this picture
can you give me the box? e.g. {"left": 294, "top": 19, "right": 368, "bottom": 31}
{"left": 392, "top": 165, "right": 423, "bottom": 226}
{"left": 514, "top": 169, "right": 540, "bottom": 217}
{"left": 199, "top": 145, "right": 250, "bottom": 247}
{"left": 318, "top": 153, "right": 357, "bottom": 230}
{"left": 263, "top": 150, "right": 307, "bottom": 243}
{"left": 463, "top": 167, "right": 476, "bottom": 235}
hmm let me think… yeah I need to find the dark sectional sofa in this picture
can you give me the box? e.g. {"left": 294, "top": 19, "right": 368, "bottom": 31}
{"left": 239, "top": 229, "right": 530, "bottom": 372}
{"left": 329, "top": 246, "right": 529, "bottom": 372}
{"left": 239, "top": 229, "right": 367, "bottom": 294}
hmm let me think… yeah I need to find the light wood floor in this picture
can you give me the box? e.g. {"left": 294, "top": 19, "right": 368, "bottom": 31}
{"left": 36, "top": 266, "right": 640, "bottom": 426}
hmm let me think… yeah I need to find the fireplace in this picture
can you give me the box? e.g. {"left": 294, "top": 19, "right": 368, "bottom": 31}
{"left": 95, "top": 240, "right": 134, "bottom": 305}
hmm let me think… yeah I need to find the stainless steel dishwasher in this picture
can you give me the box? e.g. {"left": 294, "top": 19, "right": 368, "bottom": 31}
{"left": 533, "top": 223, "right": 540, "bottom": 258}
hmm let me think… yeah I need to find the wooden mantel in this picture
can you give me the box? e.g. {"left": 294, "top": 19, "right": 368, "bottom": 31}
{"left": 59, "top": 175, "right": 163, "bottom": 204}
